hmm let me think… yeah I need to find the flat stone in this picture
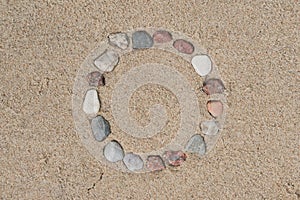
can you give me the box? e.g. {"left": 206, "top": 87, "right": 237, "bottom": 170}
{"left": 207, "top": 100, "right": 223, "bottom": 118}
{"left": 153, "top": 30, "right": 172, "bottom": 43}
{"left": 91, "top": 116, "right": 111, "bottom": 142}
{"left": 132, "top": 31, "right": 153, "bottom": 49}
{"left": 146, "top": 155, "right": 165, "bottom": 172}
{"left": 200, "top": 120, "right": 219, "bottom": 136}
{"left": 185, "top": 134, "right": 206, "bottom": 156}
{"left": 82, "top": 89, "right": 100, "bottom": 116}
{"left": 86, "top": 71, "right": 105, "bottom": 87}
{"left": 203, "top": 78, "right": 224, "bottom": 95}
{"left": 94, "top": 50, "right": 119, "bottom": 72}
{"left": 103, "top": 141, "right": 124, "bottom": 163}
{"left": 191, "top": 55, "right": 212, "bottom": 76}
{"left": 108, "top": 32, "right": 129, "bottom": 50}
{"left": 173, "top": 39, "right": 194, "bottom": 54}
{"left": 163, "top": 150, "right": 187, "bottom": 167}
{"left": 123, "top": 153, "right": 144, "bottom": 171}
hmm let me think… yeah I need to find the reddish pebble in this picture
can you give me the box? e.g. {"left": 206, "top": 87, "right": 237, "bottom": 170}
{"left": 207, "top": 100, "right": 223, "bottom": 117}
{"left": 163, "top": 150, "right": 187, "bottom": 167}
{"left": 146, "top": 155, "right": 166, "bottom": 172}
{"left": 173, "top": 39, "right": 194, "bottom": 54}
{"left": 203, "top": 78, "right": 225, "bottom": 95}
{"left": 86, "top": 71, "right": 105, "bottom": 87}
{"left": 153, "top": 30, "right": 172, "bottom": 43}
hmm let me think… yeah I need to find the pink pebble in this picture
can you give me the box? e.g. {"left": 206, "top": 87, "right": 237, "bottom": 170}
{"left": 207, "top": 100, "right": 223, "bottom": 117}
{"left": 86, "top": 71, "right": 105, "bottom": 87}
{"left": 146, "top": 155, "right": 166, "bottom": 172}
{"left": 173, "top": 39, "right": 194, "bottom": 54}
{"left": 153, "top": 30, "right": 173, "bottom": 43}
{"left": 203, "top": 78, "right": 225, "bottom": 95}
{"left": 163, "top": 150, "right": 187, "bottom": 167}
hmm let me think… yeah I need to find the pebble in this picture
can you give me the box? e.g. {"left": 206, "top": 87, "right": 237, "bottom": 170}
{"left": 82, "top": 89, "right": 100, "bottom": 116}
{"left": 146, "top": 155, "right": 165, "bottom": 172}
{"left": 94, "top": 50, "right": 119, "bottom": 72}
{"left": 207, "top": 100, "right": 223, "bottom": 118}
{"left": 191, "top": 55, "right": 212, "bottom": 76}
{"left": 123, "top": 153, "right": 144, "bottom": 171}
{"left": 86, "top": 71, "right": 105, "bottom": 87}
{"left": 200, "top": 120, "right": 219, "bottom": 136}
{"left": 132, "top": 31, "right": 153, "bottom": 49}
{"left": 153, "top": 30, "right": 172, "bottom": 43}
{"left": 173, "top": 39, "right": 194, "bottom": 54}
{"left": 185, "top": 134, "right": 206, "bottom": 156}
{"left": 203, "top": 78, "right": 225, "bottom": 95}
{"left": 103, "top": 141, "right": 125, "bottom": 162}
{"left": 108, "top": 32, "right": 129, "bottom": 50}
{"left": 91, "top": 116, "right": 111, "bottom": 142}
{"left": 163, "top": 151, "right": 187, "bottom": 167}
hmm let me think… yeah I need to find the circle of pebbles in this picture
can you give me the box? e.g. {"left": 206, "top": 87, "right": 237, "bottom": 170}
{"left": 72, "top": 28, "right": 227, "bottom": 173}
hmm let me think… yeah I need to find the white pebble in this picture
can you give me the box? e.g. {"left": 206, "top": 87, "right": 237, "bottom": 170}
{"left": 94, "top": 50, "right": 119, "bottom": 72}
{"left": 108, "top": 32, "right": 129, "bottom": 50}
{"left": 191, "top": 55, "right": 212, "bottom": 76}
{"left": 104, "top": 141, "right": 124, "bottom": 162}
{"left": 82, "top": 89, "right": 100, "bottom": 116}
{"left": 200, "top": 120, "right": 219, "bottom": 135}
{"left": 123, "top": 153, "right": 144, "bottom": 171}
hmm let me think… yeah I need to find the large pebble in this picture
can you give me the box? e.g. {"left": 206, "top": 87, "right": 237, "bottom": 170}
{"left": 123, "top": 153, "right": 144, "bottom": 171}
{"left": 132, "top": 31, "right": 153, "bottom": 49}
{"left": 185, "top": 134, "right": 206, "bottom": 156}
{"left": 82, "top": 89, "right": 100, "bottom": 116}
{"left": 146, "top": 155, "right": 165, "bottom": 172}
{"left": 153, "top": 30, "right": 172, "bottom": 43}
{"left": 103, "top": 141, "right": 124, "bottom": 162}
{"left": 203, "top": 78, "right": 225, "bottom": 95}
{"left": 200, "top": 120, "right": 219, "bottom": 136}
{"left": 86, "top": 71, "right": 105, "bottom": 87}
{"left": 108, "top": 32, "right": 129, "bottom": 50}
{"left": 91, "top": 116, "right": 111, "bottom": 142}
{"left": 94, "top": 50, "right": 119, "bottom": 72}
{"left": 207, "top": 100, "right": 223, "bottom": 118}
{"left": 191, "top": 55, "right": 212, "bottom": 76}
{"left": 163, "top": 150, "right": 187, "bottom": 167}
{"left": 173, "top": 39, "right": 194, "bottom": 54}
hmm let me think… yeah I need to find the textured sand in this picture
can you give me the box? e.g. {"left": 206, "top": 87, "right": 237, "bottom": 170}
{"left": 1, "top": 0, "right": 299, "bottom": 199}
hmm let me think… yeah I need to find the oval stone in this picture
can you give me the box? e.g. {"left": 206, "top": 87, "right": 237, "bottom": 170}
{"left": 86, "top": 71, "right": 105, "bottom": 87}
{"left": 163, "top": 150, "right": 187, "bottom": 167}
{"left": 146, "top": 155, "right": 165, "bottom": 172}
{"left": 91, "top": 116, "right": 111, "bottom": 142}
{"left": 108, "top": 32, "right": 129, "bottom": 50}
{"left": 82, "top": 89, "right": 100, "bottom": 116}
{"left": 132, "top": 31, "right": 153, "bottom": 49}
{"left": 203, "top": 78, "right": 225, "bottom": 95}
{"left": 153, "top": 30, "right": 172, "bottom": 43}
{"left": 103, "top": 141, "right": 124, "bottom": 163}
{"left": 185, "top": 134, "right": 206, "bottom": 156}
{"left": 123, "top": 153, "right": 144, "bottom": 171}
{"left": 191, "top": 55, "right": 212, "bottom": 76}
{"left": 207, "top": 100, "right": 223, "bottom": 117}
{"left": 200, "top": 120, "right": 219, "bottom": 135}
{"left": 173, "top": 39, "right": 194, "bottom": 54}
{"left": 94, "top": 50, "right": 119, "bottom": 72}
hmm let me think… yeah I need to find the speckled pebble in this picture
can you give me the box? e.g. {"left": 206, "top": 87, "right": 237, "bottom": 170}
{"left": 132, "top": 31, "right": 153, "bottom": 49}
{"left": 203, "top": 78, "right": 225, "bottom": 95}
{"left": 163, "top": 150, "right": 187, "bottom": 167}
{"left": 191, "top": 55, "right": 212, "bottom": 76}
{"left": 94, "top": 50, "right": 119, "bottom": 72}
{"left": 185, "top": 134, "right": 206, "bottom": 156}
{"left": 173, "top": 39, "right": 194, "bottom": 54}
{"left": 123, "top": 153, "right": 144, "bottom": 171}
{"left": 103, "top": 141, "right": 125, "bottom": 163}
{"left": 207, "top": 100, "right": 223, "bottom": 118}
{"left": 82, "top": 89, "right": 100, "bottom": 117}
{"left": 91, "top": 116, "right": 111, "bottom": 142}
{"left": 200, "top": 120, "right": 219, "bottom": 136}
{"left": 108, "top": 32, "right": 129, "bottom": 50}
{"left": 146, "top": 155, "right": 165, "bottom": 172}
{"left": 86, "top": 71, "right": 105, "bottom": 87}
{"left": 153, "top": 30, "right": 172, "bottom": 43}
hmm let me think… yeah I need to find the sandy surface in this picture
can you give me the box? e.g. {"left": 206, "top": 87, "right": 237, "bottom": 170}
{"left": 1, "top": 0, "right": 299, "bottom": 199}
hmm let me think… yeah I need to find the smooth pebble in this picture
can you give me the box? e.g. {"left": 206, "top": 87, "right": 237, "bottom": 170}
{"left": 94, "top": 50, "right": 119, "bottom": 72}
{"left": 203, "top": 78, "right": 225, "bottom": 95}
{"left": 200, "top": 120, "right": 219, "bottom": 135}
{"left": 163, "top": 150, "right": 187, "bottom": 167}
{"left": 108, "top": 32, "right": 129, "bottom": 50}
{"left": 123, "top": 153, "right": 144, "bottom": 171}
{"left": 146, "top": 155, "right": 165, "bottom": 172}
{"left": 207, "top": 100, "right": 223, "bottom": 118}
{"left": 86, "top": 71, "right": 105, "bottom": 87}
{"left": 191, "top": 55, "right": 212, "bottom": 76}
{"left": 173, "top": 39, "right": 194, "bottom": 54}
{"left": 132, "top": 31, "right": 153, "bottom": 49}
{"left": 104, "top": 141, "right": 124, "bottom": 162}
{"left": 153, "top": 30, "right": 172, "bottom": 43}
{"left": 185, "top": 134, "right": 206, "bottom": 156}
{"left": 91, "top": 116, "right": 111, "bottom": 142}
{"left": 82, "top": 89, "right": 100, "bottom": 116}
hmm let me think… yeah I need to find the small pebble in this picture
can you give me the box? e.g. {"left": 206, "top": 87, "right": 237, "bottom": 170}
{"left": 191, "top": 55, "right": 212, "bottom": 76}
{"left": 108, "top": 32, "right": 129, "bottom": 50}
{"left": 185, "top": 134, "right": 206, "bottom": 156}
{"left": 163, "top": 150, "right": 187, "bottom": 167}
{"left": 91, "top": 116, "right": 111, "bottom": 142}
{"left": 200, "top": 120, "right": 219, "bottom": 136}
{"left": 86, "top": 71, "right": 105, "bottom": 87}
{"left": 123, "top": 153, "right": 144, "bottom": 171}
{"left": 132, "top": 31, "right": 153, "bottom": 49}
{"left": 82, "top": 89, "right": 100, "bottom": 116}
{"left": 103, "top": 141, "right": 124, "bottom": 162}
{"left": 203, "top": 78, "right": 225, "bottom": 95}
{"left": 94, "top": 50, "right": 119, "bottom": 72}
{"left": 153, "top": 30, "right": 172, "bottom": 43}
{"left": 207, "top": 100, "right": 223, "bottom": 118}
{"left": 146, "top": 155, "right": 165, "bottom": 172}
{"left": 173, "top": 39, "right": 194, "bottom": 54}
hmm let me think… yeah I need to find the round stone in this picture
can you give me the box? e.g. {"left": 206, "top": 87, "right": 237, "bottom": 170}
{"left": 94, "top": 50, "right": 119, "bottom": 72}
{"left": 207, "top": 100, "right": 223, "bottom": 118}
{"left": 103, "top": 141, "right": 125, "bottom": 163}
{"left": 191, "top": 55, "right": 212, "bottom": 76}
{"left": 153, "top": 30, "right": 172, "bottom": 43}
{"left": 163, "top": 150, "right": 187, "bottom": 167}
{"left": 108, "top": 32, "right": 129, "bottom": 50}
{"left": 185, "top": 134, "right": 206, "bottom": 156}
{"left": 132, "top": 31, "right": 153, "bottom": 49}
{"left": 146, "top": 155, "right": 165, "bottom": 172}
{"left": 82, "top": 89, "right": 100, "bottom": 116}
{"left": 173, "top": 39, "right": 194, "bottom": 54}
{"left": 123, "top": 153, "right": 144, "bottom": 171}
{"left": 203, "top": 78, "right": 225, "bottom": 95}
{"left": 200, "top": 120, "right": 219, "bottom": 135}
{"left": 91, "top": 116, "right": 111, "bottom": 142}
{"left": 86, "top": 71, "right": 105, "bottom": 87}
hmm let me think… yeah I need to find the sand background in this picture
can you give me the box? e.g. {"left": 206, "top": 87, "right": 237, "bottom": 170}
{"left": 1, "top": 0, "right": 299, "bottom": 199}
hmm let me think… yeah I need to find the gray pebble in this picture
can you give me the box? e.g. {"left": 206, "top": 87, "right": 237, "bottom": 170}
{"left": 132, "top": 31, "right": 153, "bottom": 49}
{"left": 185, "top": 134, "right": 206, "bottom": 156}
{"left": 123, "top": 153, "right": 144, "bottom": 171}
{"left": 91, "top": 116, "right": 111, "bottom": 142}
{"left": 103, "top": 141, "right": 124, "bottom": 162}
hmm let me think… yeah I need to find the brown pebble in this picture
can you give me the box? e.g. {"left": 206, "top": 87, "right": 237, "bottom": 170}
{"left": 146, "top": 155, "right": 166, "bottom": 172}
{"left": 86, "top": 71, "right": 105, "bottom": 87}
{"left": 203, "top": 78, "right": 225, "bottom": 95}
{"left": 163, "top": 150, "right": 187, "bottom": 167}
{"left": 153, "top": 30, "right": 173, "bottom": 43}
{"left": 173, "top": 39, "right": 194, "bottom": 54}
{"left": 207, "top": 100, "right": 223, "bottom": 117}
